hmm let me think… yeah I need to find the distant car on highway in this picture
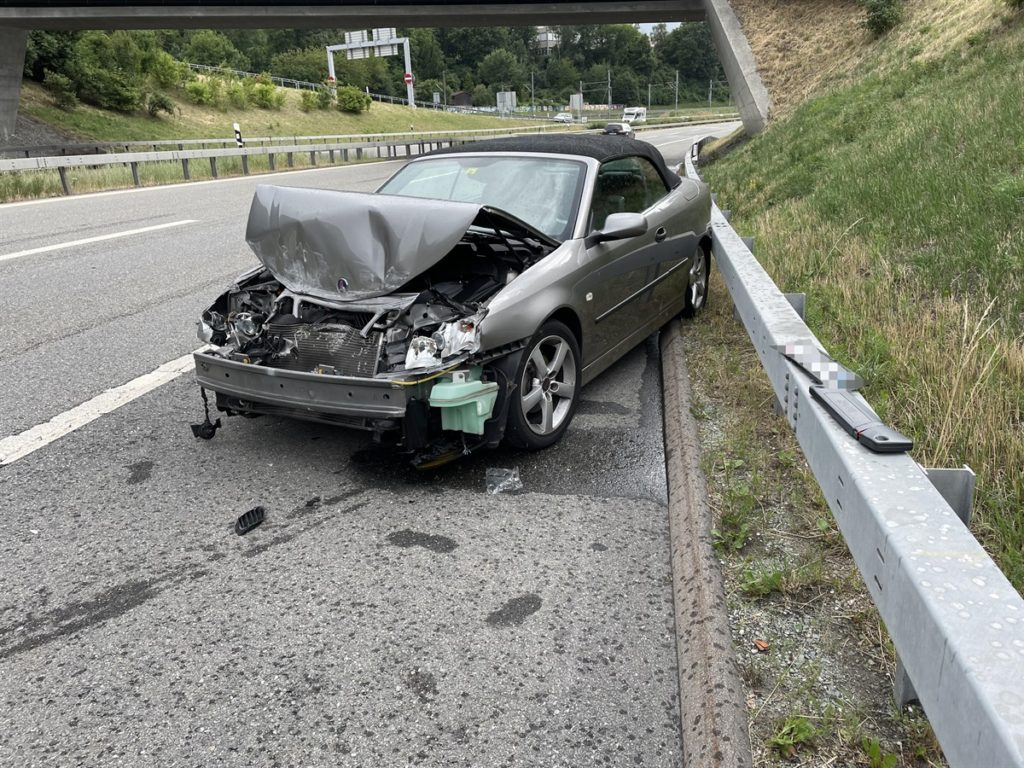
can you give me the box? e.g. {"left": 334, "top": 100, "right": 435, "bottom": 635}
{"left": 602, "top": 121, "right": 636, "bottom": 138}
{"left": 192, "top": 135, "right": 712, "bottom": 465}
{"left": 553, "top": 112, "right": 574, "bottom": 123}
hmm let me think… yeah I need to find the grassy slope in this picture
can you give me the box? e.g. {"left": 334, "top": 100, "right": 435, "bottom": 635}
{"left": 18, "top": 80, "right": 536, "bottom": 142}
{"left": 703, "top": 3, "right": 1024, "bottom": 587}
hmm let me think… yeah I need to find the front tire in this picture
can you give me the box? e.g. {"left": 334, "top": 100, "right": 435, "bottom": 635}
{"left": 682, "top": 242, "right": 711, "bottom": 317}
{"left": 504, "top": 320, "right": 580, "bottom": 450}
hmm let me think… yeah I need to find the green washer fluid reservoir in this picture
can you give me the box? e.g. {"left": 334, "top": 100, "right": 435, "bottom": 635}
{"left": 428, "top": 368, "right": 499, "bottom": 435}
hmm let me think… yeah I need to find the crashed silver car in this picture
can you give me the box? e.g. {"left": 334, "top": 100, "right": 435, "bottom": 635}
{"left": 192, "top": 135, "right": 711, "bottom": 465}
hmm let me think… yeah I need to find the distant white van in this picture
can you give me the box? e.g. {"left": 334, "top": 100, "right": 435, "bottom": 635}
{"left": 622, "top": 106, "right": 647, "bottom": 125}
{"left": 553, "top": 112, "right": 574, "bottom": 123}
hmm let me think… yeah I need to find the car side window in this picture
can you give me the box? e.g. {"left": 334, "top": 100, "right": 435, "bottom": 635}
{"left": 638, "top": 157, "right": 669, "bottom": 204}
{"left": 589, "top": 157, "right": 670, "bottom": 231}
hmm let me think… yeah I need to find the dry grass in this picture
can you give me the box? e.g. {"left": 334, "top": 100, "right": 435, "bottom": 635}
{"left": 729, "top": 0, "right": 1010, "bottom": 119}
{"left": 682, "top": 273, "right": 946, "bottom": 767}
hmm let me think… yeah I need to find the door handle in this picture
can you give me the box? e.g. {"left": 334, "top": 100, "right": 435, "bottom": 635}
{"left": 654, "top": 227, "right": 667, "bottom": 242}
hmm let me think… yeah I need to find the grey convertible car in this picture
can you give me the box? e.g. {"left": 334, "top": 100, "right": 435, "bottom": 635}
{"left": 192, "top": 134, "right": 711, "bottom": 465}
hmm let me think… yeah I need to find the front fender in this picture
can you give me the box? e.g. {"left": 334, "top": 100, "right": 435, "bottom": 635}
{"left": 478, "top": 240, "right": 589, "bottom": 350}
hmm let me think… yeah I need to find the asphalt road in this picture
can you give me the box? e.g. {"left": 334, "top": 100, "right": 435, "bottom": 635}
{"left": 0, "top": 122, "right": 740, "bottom": 767}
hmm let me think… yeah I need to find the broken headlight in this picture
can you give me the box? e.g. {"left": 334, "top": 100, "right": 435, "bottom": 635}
{"left": 404, "top": 316, "right": 483, "bottom": 371}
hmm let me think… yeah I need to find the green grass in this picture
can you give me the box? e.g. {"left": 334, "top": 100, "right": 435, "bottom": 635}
{"left": 19, "top": 80, "right": 544, "bottom": 142}
{"left": 702, "top": 20, "right": 1024, "bottom": 590}
{"left": 0, "top": 151, "right": 380, "bottom": 202}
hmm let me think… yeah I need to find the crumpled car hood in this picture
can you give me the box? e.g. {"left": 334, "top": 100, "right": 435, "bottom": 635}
{"left": 245, "top": 185, "right": 554, "bottom": 303}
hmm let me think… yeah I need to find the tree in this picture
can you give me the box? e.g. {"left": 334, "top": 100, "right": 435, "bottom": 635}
{"left": 183, "top": 30, "right": 250, "bottom": 71}
{"left": 68, "top": 31, "right": 145, "bottom": 112}
{"left": 23, "top": 31, "right": 80, "bottom": 82}
{"left": 409, "top": 29, "right": 444, "bottom": 80}
{"left": 477, "top": 48, "right": 522, "bottom": 89}
{"left": 656, "top": 23, "right": 724, "bottom": 85}
{"left": 270, "top": 47, "right": 328, "bottom": 83}
{"left": 544, "top": 56, "right": 579, "bottom": 93}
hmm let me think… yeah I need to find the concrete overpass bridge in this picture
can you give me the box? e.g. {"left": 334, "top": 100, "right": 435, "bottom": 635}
{"left": 0, "top": 0, "right": 768, "bottom": 138}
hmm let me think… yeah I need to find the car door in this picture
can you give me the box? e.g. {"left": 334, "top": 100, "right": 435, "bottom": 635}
{"left": 582, "top": 157, "right": 680, "bottom": 363}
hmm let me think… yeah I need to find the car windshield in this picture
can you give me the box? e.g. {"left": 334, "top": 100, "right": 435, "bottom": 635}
{"left": 378, "top": 155, "right": 586, "bottom": 241}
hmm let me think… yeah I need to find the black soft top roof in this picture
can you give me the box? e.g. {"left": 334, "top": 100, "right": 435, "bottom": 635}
{"left": 426, "top": 133, "right": 682, "bottom": 189}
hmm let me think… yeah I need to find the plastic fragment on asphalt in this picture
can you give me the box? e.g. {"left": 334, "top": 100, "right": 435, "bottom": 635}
{"left": 486, "top": 467, "right": 523, "bottom": 495}
{"left": 235, "top": 506, "right": 266, "bottom": 535}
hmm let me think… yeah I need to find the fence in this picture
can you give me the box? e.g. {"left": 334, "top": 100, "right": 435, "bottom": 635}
{"left": 0, "top": 124, "right": 574, "bottom": 195}
{"left": 684, "top": 141, "right": 1024, "bottom": 767}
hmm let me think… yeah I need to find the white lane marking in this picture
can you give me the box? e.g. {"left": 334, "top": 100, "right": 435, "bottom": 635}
{"left": 0, "top": 351, "right": 198, "bottom": 466}
{"left": 0, "top": 159, "right": 406, "bottom": 211}
{"left": 0, "top": 219, "right": 198, "bottom": 263}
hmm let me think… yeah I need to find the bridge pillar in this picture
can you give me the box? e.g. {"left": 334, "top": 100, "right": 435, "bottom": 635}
{"left": 703, "top": 0, "right": 770, "bottom": 134}
{"left": 0, "top": 28, "right": 28, "bottom": 141}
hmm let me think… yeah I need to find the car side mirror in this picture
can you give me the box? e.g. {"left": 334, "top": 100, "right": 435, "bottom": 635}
{"left": 585, "top": 212, "right": 648, "bottom": 248}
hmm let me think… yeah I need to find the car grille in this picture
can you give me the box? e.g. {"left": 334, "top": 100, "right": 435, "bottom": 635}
{"left": 266, "top": 321, "right": 382, "bottom": 377}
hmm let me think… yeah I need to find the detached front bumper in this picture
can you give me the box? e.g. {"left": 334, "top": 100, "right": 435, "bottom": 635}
{"left": 193, "top": 351, "right": 407, "bottom": 422}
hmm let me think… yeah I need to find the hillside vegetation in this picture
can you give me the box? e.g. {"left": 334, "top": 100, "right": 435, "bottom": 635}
{"left": 17, "top": 81, "right": 529, "bottom": 143}
{"left": 703, "top": 0, "right": 1024, "bottom": 587}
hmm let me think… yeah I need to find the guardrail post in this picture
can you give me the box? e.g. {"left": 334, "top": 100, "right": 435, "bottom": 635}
{"left": 287, "top": 152, "right": 294, "bottom": 168}
{"left": 356, "top": 148, "right": 363, "bottom": 160}
{"left": 268, "top": 153, "right": 276, "bottom": 171}
{"left": 329, "top": 149, "right": 335, "bottom": 164}
{"left": 309, "top": 150, "right": 317, "bottom": 166}
{"left": 342, "top": 148, "right": 349, "bottom": 163}
{"left": 209, "top": 157, "right": 218, "bottom": 178}
{"left": 181, "top": 158, "right": 190, "bottom": 181}
{"left": 418, "top": 140, "right": 424, "bottom": 155}
{"left": 783, "top": 293, "right": 806, "bottom": 320}
{"left": 241, "top": 155, "right": 250, "bottom": 175}
{"left": 894, "top": 465, "right": 976, "bottom": 707}
{"left": 405, "top": 143, "right": 411, "bottom": 157}
{"left": 57, "top": 167, "right": 72, "bottom": 196}
{"left": 129, "top": 161, "right": 141, "bottom": 187}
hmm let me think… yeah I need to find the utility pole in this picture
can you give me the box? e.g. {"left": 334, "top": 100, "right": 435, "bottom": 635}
{"left": 443, "top": 70, "right": 447, "bottom": 107}
{"left": 607, "top": 67, "right": 612, "bottom": 111}
{"left": 648, "top": 82, "right": 651, "bottom": 109}
{"left": 709, "top": 78, "right": 713, "bottom": 108}
{"left": 674, "top": 70, "right": 679, "bottom": 113}
{"left": 531, "top": 71, "right": 535, "bottom": 114}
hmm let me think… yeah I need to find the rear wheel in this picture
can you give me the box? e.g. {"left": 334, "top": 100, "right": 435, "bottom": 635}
{"left": 504, "top": 320, "right": 580, "bottom": 450}
{"left": 682, "top": 242, "right": 710, "bottom": 317}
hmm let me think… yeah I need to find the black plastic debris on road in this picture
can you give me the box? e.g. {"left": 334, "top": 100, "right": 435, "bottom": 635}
{"left": 235, "top": 506, "right": 266, "bottom": 536}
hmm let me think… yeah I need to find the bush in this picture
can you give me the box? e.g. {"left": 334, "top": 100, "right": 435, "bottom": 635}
{"left": 183, "top": 77, "right": 224, "bottom": 107}
{"left": 250, "top": 81, "right": 285, "bottom": 109}
{"left": 1005, "top": 0, "right": 1024, "bottom": 7}
{"left": 299, "top": 90, "right": 319, "bottom": 112}
{"left": 864, "top": 0, "right": 903, "bottom": 35}
{"left": 146, "top": 92, "right": 176, "bottom": 117}
{"left": 68, "top": 31, "right": 143, "bottom": 112}
{"left": 148, "top": 50, "right": 187, "bottom": 89}
{"left": 336, "top": 85, "right": 371, "bottom": 113}
{"left": 43, "top": 69, "right": 78, "bottom": 110}
{"left": 316, "top": 85, "right": 334, "bottom": 110}
{"left": 226, "top": 79, "right": 249, "bottom": 109}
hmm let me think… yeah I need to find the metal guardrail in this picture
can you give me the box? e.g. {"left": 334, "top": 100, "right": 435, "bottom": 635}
{"left": 684, "top": 141, "right": 1024, "bottom": 767}
{"left": 0, "top": 139, "right": 462, "bottom": 195}
{"left": 0, "top": 123, "right": 569, "bottom": 158}
{"left": 0, "top": 125, "right": 573, "bottom": 195}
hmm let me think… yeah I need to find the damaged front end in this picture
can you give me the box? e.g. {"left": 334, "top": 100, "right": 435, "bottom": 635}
{"left": 193, "top": 185, "right": 559, "bottom": 461}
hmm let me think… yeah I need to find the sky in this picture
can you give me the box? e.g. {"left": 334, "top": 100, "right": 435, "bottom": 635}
{"left": 636, "top": 22, "right": 682, "bottom": 33}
